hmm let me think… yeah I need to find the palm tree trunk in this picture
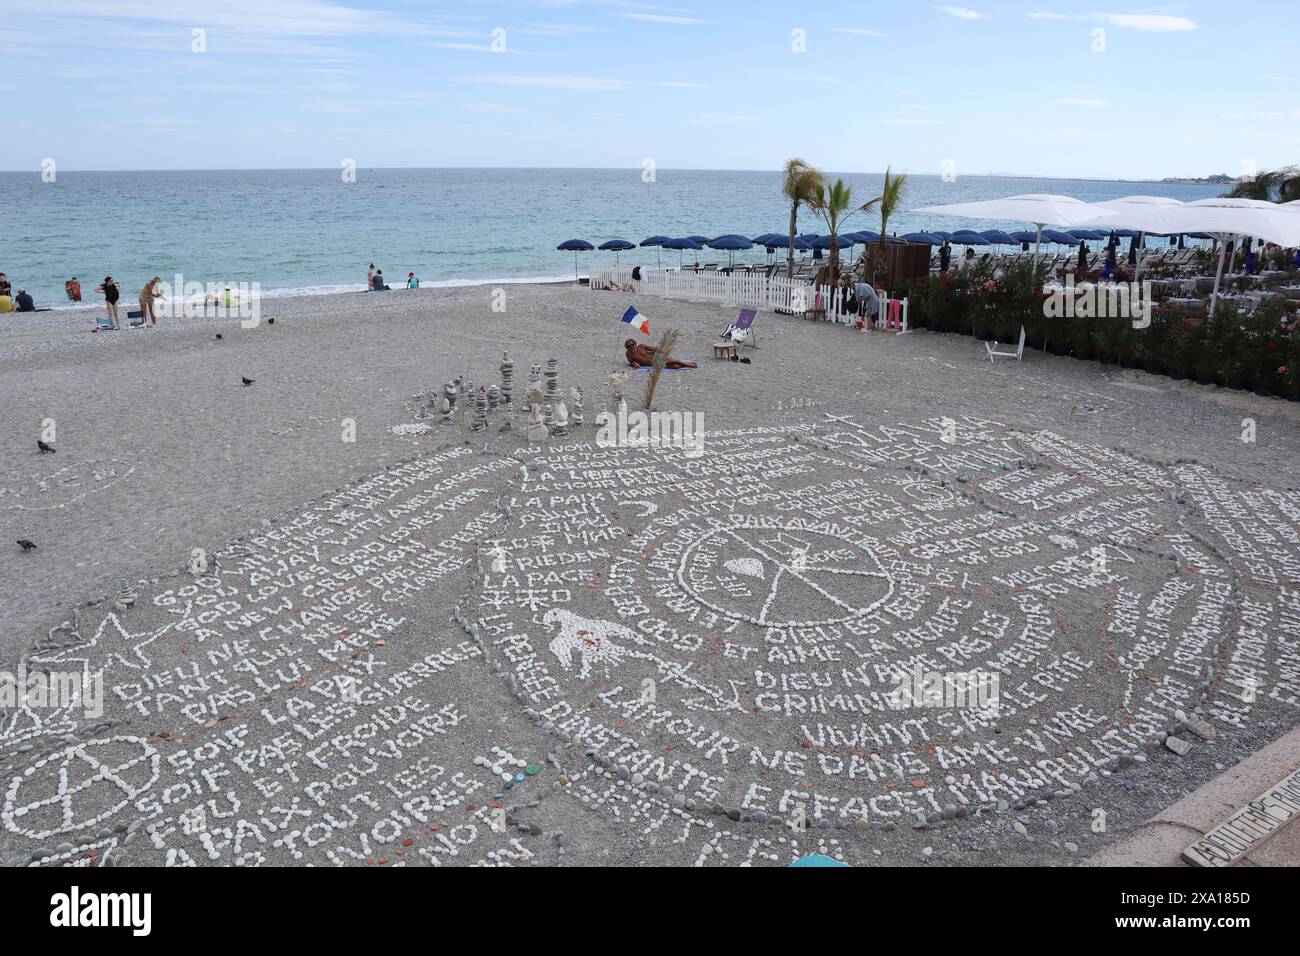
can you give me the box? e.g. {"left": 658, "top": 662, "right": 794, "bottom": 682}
{"left": 877, "top": 225, "right": 887, "bottom": 289}
{"left": 787, "top": 203, "right": 798, "bottom": 280}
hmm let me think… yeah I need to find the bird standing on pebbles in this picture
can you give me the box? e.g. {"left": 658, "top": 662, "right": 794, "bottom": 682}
{"left": 37, "top": 439, "right": 55, "bottom": 453}
{"left": 17, "top": 539, "right": 37, "bottom": 552}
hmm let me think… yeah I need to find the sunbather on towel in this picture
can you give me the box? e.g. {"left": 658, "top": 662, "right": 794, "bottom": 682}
{"left": 625, "top": 338, "right": 697, "bottom": 369}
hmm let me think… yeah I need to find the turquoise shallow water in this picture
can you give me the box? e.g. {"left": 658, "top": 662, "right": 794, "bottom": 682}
{"left": 0, "top": 168, "right": 1224, "bottom": 308}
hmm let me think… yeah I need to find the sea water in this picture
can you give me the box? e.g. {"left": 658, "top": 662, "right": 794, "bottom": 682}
{"left": 0, "top": 167, "right": 1224, "bottom": 308}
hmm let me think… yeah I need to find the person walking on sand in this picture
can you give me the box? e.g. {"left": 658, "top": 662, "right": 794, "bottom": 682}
{"left": 96, "top": 276, "right": 121, "bottom": 328}
{"left": 139, "top": 276, "right": 162, "bottom": 325}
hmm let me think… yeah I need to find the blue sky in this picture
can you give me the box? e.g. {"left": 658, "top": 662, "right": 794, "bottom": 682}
{"left": 2, "top": 0, "right": 1296, "bottom": 178}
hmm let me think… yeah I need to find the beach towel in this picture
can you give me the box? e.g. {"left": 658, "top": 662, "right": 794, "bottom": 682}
{"left": 625, "top": 363, "right": 693, "bottom": 371}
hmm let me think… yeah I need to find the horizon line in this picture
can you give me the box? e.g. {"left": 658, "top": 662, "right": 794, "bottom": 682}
{"left": 0, "top": 164, "right": 1223, "bottom": 184}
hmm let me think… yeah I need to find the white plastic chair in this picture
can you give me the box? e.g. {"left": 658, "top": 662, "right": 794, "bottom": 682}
{"left": 986, "top": 326, "right": 1026, "bottom": 363}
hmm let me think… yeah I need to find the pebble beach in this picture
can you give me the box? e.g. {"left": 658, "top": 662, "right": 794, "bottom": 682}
{"left": 3, "top": 281, "right": 1300, "bottom": 867}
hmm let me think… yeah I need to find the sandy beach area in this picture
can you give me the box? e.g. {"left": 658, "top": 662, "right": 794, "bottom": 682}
{"left": 2, "top": 282, "right": 1299, "bottom": 866}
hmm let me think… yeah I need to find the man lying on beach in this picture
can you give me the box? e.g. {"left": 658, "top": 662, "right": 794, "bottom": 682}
{"left": 625, "top": 338, "right": 697, "bottom": 370}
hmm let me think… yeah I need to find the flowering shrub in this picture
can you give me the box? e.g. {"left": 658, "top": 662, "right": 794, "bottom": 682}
{"left": 899, "top": 263, "right": 1300, "bottom": 399}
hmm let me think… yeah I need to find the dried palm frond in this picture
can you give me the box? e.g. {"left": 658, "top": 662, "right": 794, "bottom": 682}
{"left": 644, "top": 326, "right": 680, "bottom": 410}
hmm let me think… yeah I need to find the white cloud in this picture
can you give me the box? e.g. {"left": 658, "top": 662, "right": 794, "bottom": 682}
{"left": 3, "top": 0, "right": 451, "bottom": 38}
{"left": 835, "top": 27, "right": 890, "bottom": 37}
{"left": 450, "top": 73, "right": 704, "bottom": 92}
{"left": 624, "top": 13, "right": 706, "bottom": 25}
{"left": 1028, "top": 11, "right": 1198, "bottom": 31}
{"left": 430, "top": 41, "right": 557, "bottom": 57}
{"left": 1057, "top": 97, "right": 1111, "bottom": 107}
{"left": 937, "top": 6, "right": 988, "bottom": 20}
{"left": 1099, "top": 14, "right": 1197, "bottom": 32}
{"left": 452, "top": 73, "right": 630, "bottom": 91}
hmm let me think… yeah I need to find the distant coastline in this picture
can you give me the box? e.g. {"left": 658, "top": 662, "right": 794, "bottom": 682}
{"left": 0, "top": 166, "right": 1241, "bottom": 186}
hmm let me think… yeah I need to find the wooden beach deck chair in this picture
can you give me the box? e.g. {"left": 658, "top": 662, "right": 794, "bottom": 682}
{"left": 986, "top": 326, "right": 1026, "bottom": 363}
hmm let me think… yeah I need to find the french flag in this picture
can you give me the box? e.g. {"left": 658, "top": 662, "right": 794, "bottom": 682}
{"left": 620, "top": 305, "right": 650, "bottom": 335}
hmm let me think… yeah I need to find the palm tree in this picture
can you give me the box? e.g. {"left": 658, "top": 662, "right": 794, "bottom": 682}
{"left": 1276, "top": 166, "right": 1300, "bottom": 203}
{"left": 859, "top": 167, "right": 908, "bottom": 290}
{"left": 1226, "top": 167, "right": 1282, "bottom": 202}
{"left": 1225, "top": 165, "right": 1296, "bottom": 267}
{"left": 782, "top": 158, "right": 823, "bottom": 279}
{"left": 811, "top": 178, "right": 856, "bottom": 279}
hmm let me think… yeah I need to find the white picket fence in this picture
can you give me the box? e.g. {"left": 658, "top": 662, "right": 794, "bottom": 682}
{"left": 589, "top": 266, "right": 908, "bottom": 331}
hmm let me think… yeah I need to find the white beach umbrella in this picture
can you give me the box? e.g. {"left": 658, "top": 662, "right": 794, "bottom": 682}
{"left": 1084, "top": 196, "right": 1187, "bottom": 282}
{"left": 1176, "top": 198, "right": 1300, "bottom": 313}
{"left": 914, "top": 194, "right": 1107, "bottom": 266}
